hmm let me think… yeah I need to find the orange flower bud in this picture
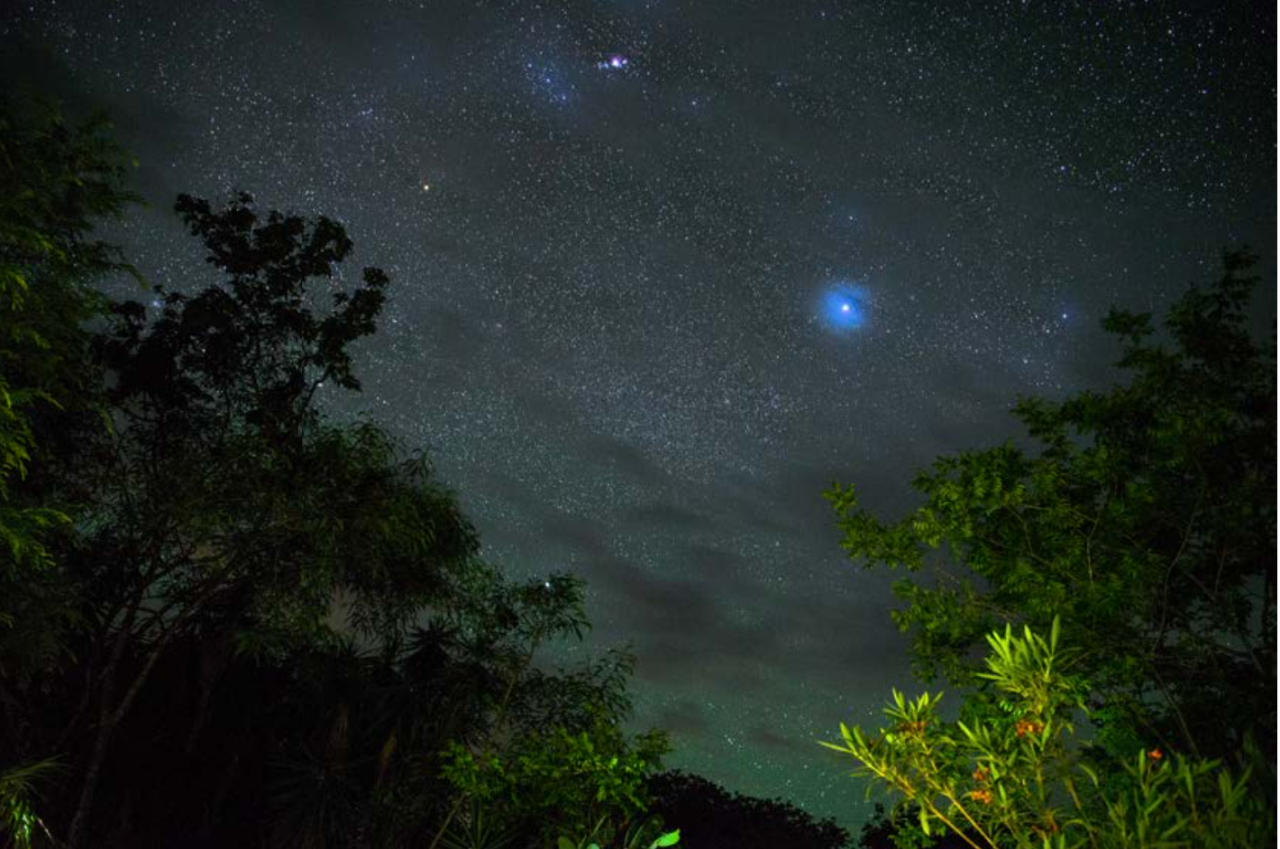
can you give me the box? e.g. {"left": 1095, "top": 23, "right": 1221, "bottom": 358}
{"left": 1015, "top": 719, "right": 1044, "bottom": 738}
{"left": 1148, "top": 748, "right": 1163, "bottom": 761}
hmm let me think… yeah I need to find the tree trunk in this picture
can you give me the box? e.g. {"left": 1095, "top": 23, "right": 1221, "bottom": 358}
{"left": 66, "top": 603, "right": 139, "bottom": 849}
{"left": 66, "top": 598, "right": 201, "bottom": 848}
{"left": 186, "top": 632, "right": 232, "bottom": 753}
{"left": 66, "top": 705, "right": 117, "bottom": 848}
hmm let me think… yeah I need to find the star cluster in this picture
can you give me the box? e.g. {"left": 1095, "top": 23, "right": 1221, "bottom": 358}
{"left": 3, "top": 0, "right": 1273, "bottom": 832}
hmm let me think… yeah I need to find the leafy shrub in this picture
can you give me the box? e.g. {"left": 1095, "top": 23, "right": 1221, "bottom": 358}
{"left": 824, "top": 618, "right": 1273, "bottom": 849}
{"left": 441, "top": 717, "right": 669, "bottom": 848}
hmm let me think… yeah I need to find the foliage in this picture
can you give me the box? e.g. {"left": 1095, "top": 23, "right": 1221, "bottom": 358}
{"left": 508, "top": 647, "right": 640, "bottom": 738}
{"left": 0, "top": 95, "right": 138, "bottom": 690}
{"left": 857, "top": 803, "right": 972, "bottom": 849}
{"left": 646, "top": 770, "right": 853, "bottom": 849}
{"left": 39, "top": 191, "right": 477, "bottom": 847}
{"left": 0, "top": 96, "right": 138, "bottom": 481}
{"left": 87, "top": 191, "right": 465, "bottom": 628}
{"left": 99, "top": 191, "right": 387, "bottom": 445}
{"left": 252, "top": 561, "right": 646, "bottom": 849}
{"left": 0, "top": 759, "right": 60, "bottom": 849}
{"left": 824, "top": 618, "right": 1273, "bottom": 849}
{"left": 826, "top": 250, "right": 1275, "bottom": 765}
{"left": 439, "top": 799, "right": 523, "bottom": 849}
{"left": 371, "top": 568, "right": 616, "bottom": 847}
{"left": 0, "top": 97, "right": 140, "bottom": 848}
{"left": 440, "top": 715, "right": 669, "bottom": 848}
{"left": 557, "top": 823, "right": 681, "bottom": 849}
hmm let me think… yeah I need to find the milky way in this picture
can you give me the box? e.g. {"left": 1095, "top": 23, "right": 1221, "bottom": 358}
{"left": 3, "top": 0, "right": 1273, "bottom": 831}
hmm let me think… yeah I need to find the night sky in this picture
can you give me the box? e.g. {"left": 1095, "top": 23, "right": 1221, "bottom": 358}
{"left": 4, "top": 0, "right": 1275, "bottom": 832}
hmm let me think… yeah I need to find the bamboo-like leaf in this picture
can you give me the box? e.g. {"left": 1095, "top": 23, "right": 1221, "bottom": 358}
{"left": 1158, "top": 817, "right": 1188, "bottom": 840}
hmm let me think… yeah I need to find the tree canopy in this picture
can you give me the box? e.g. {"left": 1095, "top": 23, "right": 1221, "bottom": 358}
{"left": 0, "top": 95, "right": 137, "bottom": 577}
{"left": 826, "top": 253, "right": 1276, "bottom": 848}
{"left": 828, "top": 252, "right": 1275, "bottom": 764}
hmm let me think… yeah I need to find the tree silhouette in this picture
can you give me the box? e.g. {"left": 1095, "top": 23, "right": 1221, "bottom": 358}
{"left": 828, "top": 250, "right": 1275, "bottom": 766}
{"left": 60, "top": 192, "right": 475, "bottom": 848}
{"left": 647, "top": 771, "right": 851, "bottom": 849}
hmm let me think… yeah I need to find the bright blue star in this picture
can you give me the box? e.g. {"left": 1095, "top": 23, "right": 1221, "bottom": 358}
{"left": 821, "top": 283, "right": 868, "bottom": 332}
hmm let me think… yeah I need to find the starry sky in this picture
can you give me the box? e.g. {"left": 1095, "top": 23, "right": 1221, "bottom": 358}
{"left": 4, "top": 0, "right": 1275, "bottom": 833}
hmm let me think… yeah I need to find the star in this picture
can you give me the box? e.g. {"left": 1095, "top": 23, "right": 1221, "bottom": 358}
{"left": 821, "top": 283, "right": 868, "bottom": 332}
